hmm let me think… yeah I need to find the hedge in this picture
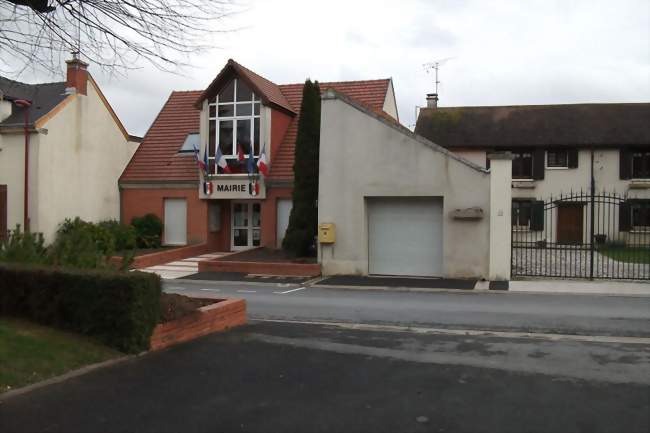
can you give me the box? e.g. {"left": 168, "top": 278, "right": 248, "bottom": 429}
{"left": 0, "top": 264, "right": 161, "bottom": 353}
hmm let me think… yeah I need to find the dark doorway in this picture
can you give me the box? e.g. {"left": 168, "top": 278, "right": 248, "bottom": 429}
{"left": 0, "top": 185, "right": 6, "bottom": 241}
{"left": 557, "top": 204, "right": 584, "bottom": 244}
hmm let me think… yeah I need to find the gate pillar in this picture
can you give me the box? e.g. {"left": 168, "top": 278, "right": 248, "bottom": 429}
{"left": 488, "top": 152, "right": 514, "bottom": 281}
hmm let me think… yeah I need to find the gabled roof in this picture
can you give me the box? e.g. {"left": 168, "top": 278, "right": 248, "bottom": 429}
{"left": 194, "top": 59, "right": 295, "bottom": 114}
{"left": 415, "top": 103, "right": 650, "bottom": 149}
{"left": 271, "top": 79, "right": 391, "bottom": 180}
{"left": 120, "top": 91, "right": 201, "bottom": 183}
{"left": 120, "top": 67, "right": 393, "bottom": 184}
{"left": 0, "top": 76, "right": 67, "bottom": 127}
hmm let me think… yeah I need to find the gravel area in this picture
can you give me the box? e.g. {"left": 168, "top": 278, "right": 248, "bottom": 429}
{"left": 512, "top": 247, "right": 650, "bottom": 280}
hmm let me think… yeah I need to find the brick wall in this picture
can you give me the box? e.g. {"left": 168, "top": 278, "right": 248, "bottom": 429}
{"left": 150, "top": 298, "right": 246, "bottom": 351}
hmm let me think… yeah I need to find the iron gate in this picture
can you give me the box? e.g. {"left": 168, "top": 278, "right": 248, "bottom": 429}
{"left": 511, "top": 191, "right": 650, "bottom": 280}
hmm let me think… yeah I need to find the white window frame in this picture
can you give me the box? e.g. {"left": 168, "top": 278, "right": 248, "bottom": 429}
{"left": 512, "top": 199, "right": 532, "bottom": 231}
{"left": 512, "top": 151, "right": 534, "bottom": 180}
{"left": 231, "top": 201, "right": 262, "bottom": 250}
{"left": 546, "top": 149, "right": 569, "bottom": 170}
{"left": 631, "top": 201, "right": 650, "bottom": 233}
{"left": 631, "top": 151, "right": 650, "bottom": 180}
{"left": 208, "top": 78, "right": 262, "bottom": 174}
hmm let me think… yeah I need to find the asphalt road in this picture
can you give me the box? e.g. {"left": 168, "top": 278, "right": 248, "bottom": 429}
{"left": 2, "top": 322, "right": 648, "bottom": 433}
{"left": 163, "top": 279, "right": 650, "bottom": 337}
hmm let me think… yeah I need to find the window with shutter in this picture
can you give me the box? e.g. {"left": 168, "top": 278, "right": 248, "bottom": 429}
{"left": 530, "top": 201, "right": 545, "bottom": 231}
{"left": 630, "top": 200, "right": 650, "bottom": 231}
{"left": 631, "top": 150, "right": 650, "bottom": 179}
{"left": 567, "top": 149, "right": 579, "bottom": 168}
{"left": 547, "top": 150, "right": 568, "bottom": 168}
{"left": 619, "top": 201, "right": 631, "bottom": 232}
{"left": 532, "top": 149, "right": 545, "bottom": 179}
{"left": 619, "top": 149, "right": 632, "bottom": 180}
{"left": 512, "top": 199, "right": 543, "bottom": 231}
{"left": 512, "top": 152, "right": 533, "bottom": 179}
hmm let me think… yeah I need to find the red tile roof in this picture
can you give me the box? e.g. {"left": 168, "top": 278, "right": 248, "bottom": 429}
{"left": 195, "top": 59, "right": 295, "bottom": 114}
{"left": 120, "top": 90, "right": 202, "bottom": 182}
{"left": 271, "top": 79, "right": 391, "bottom": 180}
{"left": 120, "top": 67, "right": 392, "bottom": 184}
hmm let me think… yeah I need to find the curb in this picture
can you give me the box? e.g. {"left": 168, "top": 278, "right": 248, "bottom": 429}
{"left": 162, "top": 278, "right": 305, "bottom": 288}
{"left": 0, "top": 354, "right": 136, "bottom": 401}
{"left": 311, "top": 284, "right": 479, "bottom": 294}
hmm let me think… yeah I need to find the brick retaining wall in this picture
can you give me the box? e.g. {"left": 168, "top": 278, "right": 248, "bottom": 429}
{"left": 111, "top": 243, "right": 212, "bottom": 270}
{"left": 199, "top": 259, "right": 321, "bottom": 277}
{"left": 150, "top": 298, "right": 246, "bottom": 351}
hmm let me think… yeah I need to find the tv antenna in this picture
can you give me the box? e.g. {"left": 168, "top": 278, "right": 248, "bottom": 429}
{"left": 423, "top": 57, "right": 456, "bottom": 95}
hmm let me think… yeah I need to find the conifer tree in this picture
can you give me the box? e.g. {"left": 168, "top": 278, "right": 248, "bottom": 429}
{"left": 282, "top": 79, "right": 321, "bottom": 256}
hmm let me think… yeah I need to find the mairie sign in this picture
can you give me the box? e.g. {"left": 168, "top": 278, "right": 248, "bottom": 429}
{"left": 199, "top": 177, "right": 266, "bottom": 199}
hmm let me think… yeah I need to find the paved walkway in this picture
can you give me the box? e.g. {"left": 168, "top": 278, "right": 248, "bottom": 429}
{"left": 509, "top": 279, "right": 650, "bottom": 296}
{"left": 138, "top": 252, "right": 228, "bottom": 279}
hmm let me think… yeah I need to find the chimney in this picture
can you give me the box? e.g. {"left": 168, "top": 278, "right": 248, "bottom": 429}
{"left": 65, "top": 55, "right": 89, "bottom": 96}
{"left": 426, "top": 93, "right": 439, "bottom": 109}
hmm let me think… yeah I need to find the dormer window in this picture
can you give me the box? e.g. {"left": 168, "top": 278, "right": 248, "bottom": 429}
{"left": 179, "top": 133, "right": 199, "bottom": 153}
{"left": 207, "top": 78, "right": 261, "bottom": 174}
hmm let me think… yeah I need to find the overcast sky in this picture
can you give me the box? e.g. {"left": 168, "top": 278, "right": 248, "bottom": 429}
{"left": 17, "top": 0, "right": 650, "bottom": 136}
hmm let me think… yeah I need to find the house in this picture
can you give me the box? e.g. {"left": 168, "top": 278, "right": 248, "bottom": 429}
{"left": 119, "top": 59, "right": 399, "bottom": 251}
{"left": 318, "top": 89, "right": 511, "bottom": 280}
{"left": 0, "top": 57, "right": 140, "bottom": 242}
{"left": 415, "top": 99, "right": 650, "bottom": 279}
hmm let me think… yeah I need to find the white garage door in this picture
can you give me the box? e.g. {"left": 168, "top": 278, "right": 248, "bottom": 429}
{"left": 368, "top": 198, "right": 443, "bottom": 277}
{"left": 164, "top": 198, "right": 187, "bottom": 246}
{"left": 276, "top": 198, "right": 292, "bottom": 248}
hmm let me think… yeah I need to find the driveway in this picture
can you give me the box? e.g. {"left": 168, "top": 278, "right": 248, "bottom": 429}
{"left": 1, "top": 321, "right": 648, "bottom": 433}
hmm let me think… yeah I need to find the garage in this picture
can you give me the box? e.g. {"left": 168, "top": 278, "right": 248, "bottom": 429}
{"left": 163, "top": 198, "right": 187, "bottom": 246}
{"left": 367, "top": 197, "right": 443, "bottom": 277}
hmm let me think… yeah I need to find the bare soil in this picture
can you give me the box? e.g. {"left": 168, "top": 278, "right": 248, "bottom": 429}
{"left": 221, "top": 247, "right": 316, "bottom": 264}
{"left": 159, "top": 293, "right": 219, "bottom": 323}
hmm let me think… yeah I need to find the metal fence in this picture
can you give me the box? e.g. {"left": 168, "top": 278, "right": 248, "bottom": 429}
{"left": 511, "top": 190, "right": 650, "bottom": 280}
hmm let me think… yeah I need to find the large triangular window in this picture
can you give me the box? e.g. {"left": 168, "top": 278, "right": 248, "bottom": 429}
{"left": 207, "top": 78, "right": 261, "bottom": 174}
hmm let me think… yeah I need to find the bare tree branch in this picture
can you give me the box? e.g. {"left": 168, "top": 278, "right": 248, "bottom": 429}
{"left": 0, "top": 0, "right": 239, "bottom": 77}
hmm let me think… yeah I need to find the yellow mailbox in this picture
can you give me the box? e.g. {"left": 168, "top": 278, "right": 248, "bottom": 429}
{"left": 318, "top": 223, "right": 336, "bottom": 244}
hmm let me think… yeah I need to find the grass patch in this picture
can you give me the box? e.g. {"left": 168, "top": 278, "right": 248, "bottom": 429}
{"left": 598, "top": 247, "right": 650, "bottom": 264}
{"left": 0, "top": 318, "right": 122, "bottom": 393}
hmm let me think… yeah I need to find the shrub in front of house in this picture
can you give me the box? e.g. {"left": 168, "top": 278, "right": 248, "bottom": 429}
{"left": 48, "top": 217, "right": 116, "bottom": 269}
{"left": 99, "top": 219, "right": 137, "bottom": 251}
{"left": 0, "top": 264, "right": 161, "bottom": 353}
{"left": 0, "top": 225, "right": 48, "bottom": 265}
{"left": 131, "top": 213, "right": 163, "bottom": 249}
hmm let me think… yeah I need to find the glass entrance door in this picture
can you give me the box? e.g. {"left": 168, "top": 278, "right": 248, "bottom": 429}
{"left": 231, "top": 201, "right": 261, "bottom": 250}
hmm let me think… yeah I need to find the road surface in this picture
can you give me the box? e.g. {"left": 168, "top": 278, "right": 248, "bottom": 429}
{"left": 163, "top": 279, "right": 650, "bottom": 337}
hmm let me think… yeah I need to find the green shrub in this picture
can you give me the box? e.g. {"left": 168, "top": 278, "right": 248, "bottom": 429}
{"left": 0, "top": 264, "right": 161, "bottom": 353}
{"left": 131, "top": 213, "right": 163, "bottom": 249}
{"left": 48, "top": 218, "right": 115, "bottom": 269}
{"left": 98, "top": 220, "right": 137, "bottom": 251}
{"left": 0, "top": 225, "right": 47, "bottom": 264}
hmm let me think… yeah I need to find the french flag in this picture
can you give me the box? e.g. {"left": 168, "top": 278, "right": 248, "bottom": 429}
{"left": 257, "top": 144, "right": 269, "bottom": 176}
{"left": 216, "top": 146, "right": 231, "bottom": 174}
{"left": 193, "top": 144, "right": 206, "bottom": 172}
{"left": 237, "top": 144, "right": 245, "bottom": 162}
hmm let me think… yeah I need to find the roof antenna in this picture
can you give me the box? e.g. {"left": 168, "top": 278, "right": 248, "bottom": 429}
{"left": 423, "top": 57, "right": 456, "bottom": 107}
